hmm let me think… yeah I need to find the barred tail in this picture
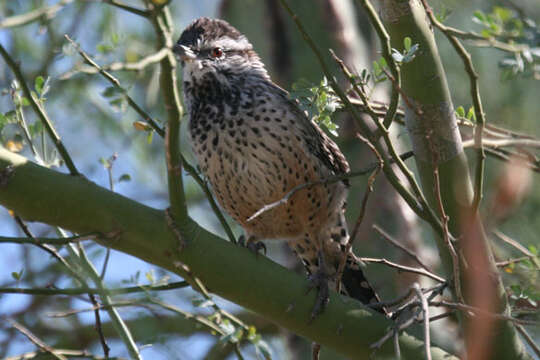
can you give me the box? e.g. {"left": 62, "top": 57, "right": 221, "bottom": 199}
{"left": 342, "top": 264, "right": 388, "bottom": 315}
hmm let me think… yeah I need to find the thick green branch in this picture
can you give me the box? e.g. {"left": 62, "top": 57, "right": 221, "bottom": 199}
{"left": 0, "top": 148, "right": 456, "bottom": 359}
{"left": 151, "top": 7, "right": 187, "bottom": 220}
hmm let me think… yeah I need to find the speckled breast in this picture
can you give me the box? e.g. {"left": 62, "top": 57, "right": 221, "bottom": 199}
{"left": 188, "top": 90, "right": 346, "bottom": 240}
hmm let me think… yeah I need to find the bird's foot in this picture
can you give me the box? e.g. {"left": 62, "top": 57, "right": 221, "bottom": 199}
{"left": 238, "top": 235, "right": 267, "bottom": 256}
{"left": 306, "top": 267, "right": 330, "bottom": 320}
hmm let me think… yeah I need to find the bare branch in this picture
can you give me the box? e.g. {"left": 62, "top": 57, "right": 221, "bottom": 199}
{"left": 64, "top": 35, "right": 165, "bottom": 137}
{"left": 0, "top": 0, "right": 73, "bottom": 29}
{"left": 360, "top": 257, "right": 446, "bottom": 283}
{"left": 0, "top": 281, "right": 189, "bottom": 296}
{"left": 60, "top": 48, "right": 169, "bottom": 79}
{"left": 373, "top": 224, "right": 433, "bottom": 272}
{"left": 413, "top": 283, "right": 432, "bottom": 360}
{"left": 8, "top": 318, "right": 67, "bottom": 360}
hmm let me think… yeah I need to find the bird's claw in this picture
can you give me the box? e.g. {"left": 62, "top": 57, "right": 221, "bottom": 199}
{"left": 238, "top": 235, "right": 266, "bottom": 256}
{"left": 306, "top": 269, "right": 330, "bottom": 320}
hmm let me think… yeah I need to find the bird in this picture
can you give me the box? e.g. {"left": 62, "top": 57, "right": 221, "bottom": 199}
{"left": 174, "top": 17, "right": 385, "bottom": 317}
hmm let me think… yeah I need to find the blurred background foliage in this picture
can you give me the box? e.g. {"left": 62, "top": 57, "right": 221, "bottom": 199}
{"left": 0, "top": 0, "right": 538, "bottom": 359}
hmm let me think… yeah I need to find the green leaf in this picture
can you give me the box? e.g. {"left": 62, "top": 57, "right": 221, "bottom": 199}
{"left": 20, "top": 97, "right": 30, "bottom": 107}
{"left": 372, "top": 60, "right": 381, "bottom": 75}
{"left": 3, "top": 111, "right": 17, "bottom": 123}
{"left": 146, "top": 131, "right": 153, "bottom": 144}
{"left": 510, "top": 284, "right": 522, "bottom": 295}
{"left": 111, "top": 33, "right": 120, "bottom": 46}
{"left": 404, "top": 36, "right": 412, "bottom": 51}
{"left": 456, "top": 106, "right": 466, "bottom": 118}
{"left": 28, "top": 121, "right": 43, "bottom": 137}
{"left": 96, "top": 43, "right": 114, "bottom": 53}
{"left": 145, "top": 269, "right": 155, "bottom": 283}
{"left": 467, "top": 107, "right": 476, "bottom": 121}
{"left": 102, "top": 86, "right": 123, "bottom": 98}
{"left": 35, "top": 76, "right": 45, "bottom": 94}
{"left": 473, "top": 10, "right": 487, "bottom": 24}
{"left": 118, "top": 174, "right": 131, "bottom": 182}
{"left": 11, "top": 269, "right": 23, "bottom": 281}
{"left": 493, "top": 6, "right": 512, "bottom": 22}
{"left": 529, "top": 245, "right": 538, "bottom": 256}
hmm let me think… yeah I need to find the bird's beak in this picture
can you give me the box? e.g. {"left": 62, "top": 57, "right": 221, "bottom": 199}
{"left": 173, "top": 44, "right": 197, "bottom": 62}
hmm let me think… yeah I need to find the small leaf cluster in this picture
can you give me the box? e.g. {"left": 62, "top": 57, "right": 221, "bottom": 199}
{"left": 0, "top": 77, "right": 50, "bottom": 158}
{"left": 503, "top": 245, "right": 539, "bottom": 316}
{"left": 391, "top": 36, "right": 419, "bottom": 64}
{"left": 474, "top": 7, "right": 540, "bottom": 80}
{"left": 291, "top": 77, "right": 341, "bottom": 136}
{"left": 455, "top": 105, "right": 476, "bottom": 123}
{"left": 192, "top": 296, "right": 272, "bottom": 359}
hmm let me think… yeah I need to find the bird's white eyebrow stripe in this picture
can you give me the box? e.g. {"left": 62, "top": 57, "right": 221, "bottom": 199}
{"left": 206, "top": 36, "right": 251, "bottom": 51}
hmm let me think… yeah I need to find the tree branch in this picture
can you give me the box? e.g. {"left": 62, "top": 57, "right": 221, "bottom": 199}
{"left": 0, "top": 148, "right": 458, "bottom": 359}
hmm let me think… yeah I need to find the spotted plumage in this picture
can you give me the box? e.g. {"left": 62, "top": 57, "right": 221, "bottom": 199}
{"left": 175, "top": 17, "right": 384, "bottom": 315}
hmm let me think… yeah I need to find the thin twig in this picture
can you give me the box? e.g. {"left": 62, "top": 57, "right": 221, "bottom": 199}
{"left": 373, "top": 224, "right": 432, "bottom": 272}
{"left": 0, "top": 281, "right": 189, "bottom": 296}
{"left": 360, "top": 257, "right": 445, "bottom": 283}
{"left": 429, "top": 300, "right": 538, "bottom": 326}
{"left": 74, "top": 242, "right": 141, "bottom": 359}
{"left": 149, "top": 6, "right": 188, "bottom": 224}
{"left": 60, "top": 47, "right": 168, "bottom": 79}
{"left": 515, "top": 324, "right": 540, "bottom": 358}
{"left": 64, "top": 35, "right": 165, "bottom": 137}
{"left": 356, "top": 0, "right": 401, "bottom": 128}
{"left": 101, "top": 0, "right": 150, "bottom": 17}
{"left": 248, "top": 151, "right": 414, "bottom": 222}
{"left": 12, "top": 216, "right": 82, "bottom": 281}
{"left": 393, "top": 330, "right": 401, "bottom": 359}
{"left": 8, "top": 318, "right": 67, "bottom": 360}
{"left": 0, "top": 0, "right": 73, "bottom": 29}
{"left": 88, "top": 292, "right": 110, "bottom": 357}
{"left": 413, "top": 283, "right": 432, "bottom": 360}
{"left": 495, "top": 256, "right": 532, "bottom": 267}
{"left": 0, "top": 233, "right": 98, "bottom": 245}
{"left": 336, "top": 133, "right": 382, "bottom": 293}
{"left": 493, "top": 230, "right": 537, "bottom": 257}
{"left": 463, "top": 138, "right": 540, "bottom": 149}
{"left": 312, "top": 342, "right": 321, "bottom": 360}
{"left": 4, "top": 349, "right": 120, "bottom": 360}
{"left": 329, "top": 49, "right": 443, "bottom": 234}
{"left": 174, "top": 262, "right": 250, "bottom": 332}
{"left": 0, "top": 44, "right": 79, "bottom": 175}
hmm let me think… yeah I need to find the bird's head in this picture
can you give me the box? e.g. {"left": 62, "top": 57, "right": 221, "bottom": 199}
{"left": 174, "top": 17, "right": 269, "bottom": 84}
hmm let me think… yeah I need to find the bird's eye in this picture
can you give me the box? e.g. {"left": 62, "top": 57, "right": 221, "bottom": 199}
{"left": 210, "top": 47, "right": 223, "bottom": 58}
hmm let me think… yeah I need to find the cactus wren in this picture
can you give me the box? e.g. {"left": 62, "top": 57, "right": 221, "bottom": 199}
{"left": 174, "top": 17, "right": 384, "bottom": 316}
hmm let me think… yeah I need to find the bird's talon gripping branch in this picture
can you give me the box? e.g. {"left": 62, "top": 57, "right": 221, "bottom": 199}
{"left": 307, "top": 268, "right": 330, "bottom": 320}
{"left": 238, "top": 235, "right": 267, "bottom": 256}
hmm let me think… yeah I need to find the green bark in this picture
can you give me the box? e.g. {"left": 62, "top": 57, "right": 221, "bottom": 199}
{"left": 380, "top": 0, "right": 530, "bottom": 359}
{"left": 0, "top": 147, "right": 456, "bottom": 359}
